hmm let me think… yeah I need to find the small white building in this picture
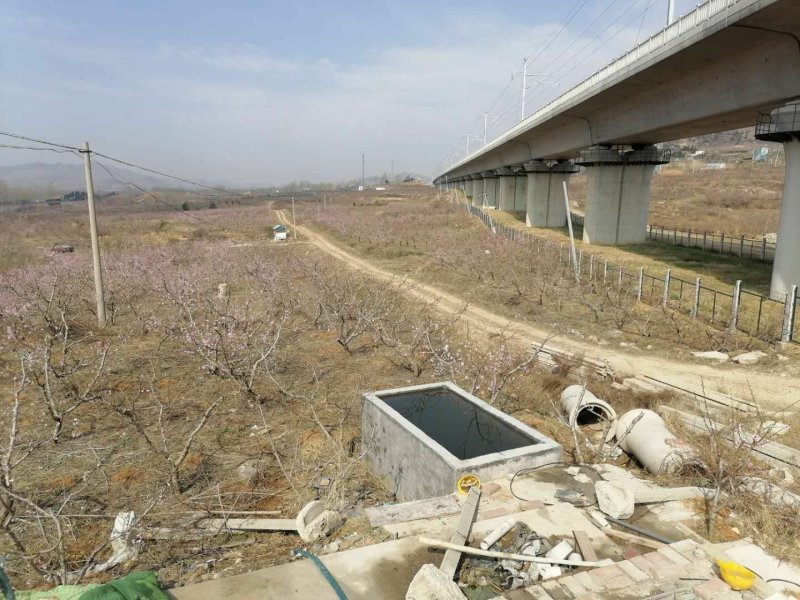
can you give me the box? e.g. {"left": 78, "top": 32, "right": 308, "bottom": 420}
{"left": 272, "top": 224, "right": 288, "bottom": 241}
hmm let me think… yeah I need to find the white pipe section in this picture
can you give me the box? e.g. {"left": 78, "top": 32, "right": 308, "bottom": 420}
{"left": 560, "top": 385, "right": 617, "bottom": 428}
{"left": 479, "top": 518, "right": 516, "bottom": 550}
{"left": 614, "top": 409, "right": 694, "bottom": 475}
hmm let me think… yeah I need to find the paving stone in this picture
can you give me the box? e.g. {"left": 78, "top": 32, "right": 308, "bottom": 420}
{"left": 658, "top": 546, "right": 692, "bottom": 566}
{"left": 482, "top": 482, "right": 502, "bottom": 496}
{"left": 617, "top": 560, "right": 650, "bottom": 583}
{"left": 669, "top": 539, "right": 700, "bottom": 558}
{"left": 586, "top": 564, "right": 636, "bottom": 591}
{"left": 480, "top": 506, "right": 516, "bottom": 519}
{"left": 693, "top": 576, "right": 731, "bottom": 600}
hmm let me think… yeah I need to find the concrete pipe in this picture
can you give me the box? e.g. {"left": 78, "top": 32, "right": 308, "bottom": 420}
{"left": 614, "top": 409, "right": 694, "bottom": 475}
{"left": 560, "top": 385, "right": 617, "bottom": 428}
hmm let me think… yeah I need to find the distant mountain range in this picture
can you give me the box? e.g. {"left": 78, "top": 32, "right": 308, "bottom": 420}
{"left": 0, "top": 162, "right": 169, "bottom": 194}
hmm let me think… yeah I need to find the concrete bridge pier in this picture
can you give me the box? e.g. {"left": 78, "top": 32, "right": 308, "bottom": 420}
{"left": 496, "top": 168, "right": 516, "bottom": 211}
{"left": 462, "top": 176, "right": 474, "bottom": 201}
{"left": 756, "top": 101, "right": 800, "bottom": 300}
{"left": 523, "top": 160, "right": 580, "bottom": 228}
{"left": 481, "top": 171, "right": 498, "bottom": 208}
{"left": 577, "top": 146, "right": 669, "bottom": 244}
{"left": 512, "top": 167, "right": 527, "bottom": 211}
{"left": 470, "top": 174, "right": 483, "bottom": 205}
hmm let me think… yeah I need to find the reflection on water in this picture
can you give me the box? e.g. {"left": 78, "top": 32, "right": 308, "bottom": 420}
{"left": 382, "top": 388, "right": 537, "bottom": 460}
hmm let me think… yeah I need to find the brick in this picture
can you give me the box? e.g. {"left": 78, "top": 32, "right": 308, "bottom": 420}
{"left": 521, "top": 587, "right": 556, "bottom": 600}
{"left": 669, "top": 539, "right": 700, "bottom": 558}
{"left": 481, "top": 482, "right": 501, "bottom": 496}
{"left": 541, "top": 580, "right": 575, "bottom": 600}
{"left": 694, "top": 576, "right": 732, "bottom": 600}
{"left": 589, "top": 565, "right": 625, "bottom": 582}
{"left": 623, "top": 547, "right": 640, "bottom": 560}
{"left": 572, "top": 572, "right": 602, "bottom": 592}
{"left": 617, "top": 560, "right": 649, "bottom": 583}
{"left": 479, "top": 506, "right": 515, "bottom": 519}
{"left": 658, "top": 546, "right": 692, "bottom": 566}
{"left": 560, "top": 575, "right": 588, "bottom": 597}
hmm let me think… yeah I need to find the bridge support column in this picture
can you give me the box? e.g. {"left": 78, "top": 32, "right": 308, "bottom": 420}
{"left": 480, "top": 171, "right": 498, "bottom": 208}
{"left": 756, "top": 102, "right": 800, "bottom": 300}
{"left": 462, "top": 177, "right": 473, "bottom": 201}
{"left": 469, "top": 174, "right": 482, "bottom": 205}
{"left": 523, "top": 161, "right": 580, "bottom": 228}
{"left": 496, "top": 168, "right": 516, "bottom": 211}
{"left": 512, "top": 167, "right": 527, "bottom": 211}
{"left": 577, "top": 146, "right": 669, "bottom": 244}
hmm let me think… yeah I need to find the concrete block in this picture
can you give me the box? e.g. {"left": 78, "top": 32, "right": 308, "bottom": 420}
{"left": 405, "top": 563, "right": 466, "bottom": 600}
{"left": 572, "top": 572, "right": 602, "bottom": 592}
{"left": 693, "top": 576, "right": 732, "bottom": 600}
{"left": 560, "top": 576, "right": 588, "bottom": 597}
{"left": 595, "top": 481, "right": 634, "bottom": 519}
{"left": 482, "top": 482, "right": 502, "bottom": 496}
{"left": 668, "top": 539, "right": 701, "bottom": 558}
{"left": 479, "top": 506, "right": 516, "bottom": 520}
{"left": 587, "top": 564, "right": 635, "bottom": 591}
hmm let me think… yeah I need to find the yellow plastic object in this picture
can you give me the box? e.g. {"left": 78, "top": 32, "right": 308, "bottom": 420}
{"left": 717, "top": 559, "right": 755, "bottom": 591}
{"left": 456, "top": 474, "right": 481, "bottom": 495}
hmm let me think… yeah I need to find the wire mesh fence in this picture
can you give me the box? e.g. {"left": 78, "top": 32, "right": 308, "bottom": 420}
{"left": 646, "top": 224, "right": 776, "bottom": 262}
{"left": 462, "top": 199, "right": 798, "bottom": 344}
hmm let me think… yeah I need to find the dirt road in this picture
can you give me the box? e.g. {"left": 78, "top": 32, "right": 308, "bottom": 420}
{"left": 275, "top": 210, "right": 799, "bottom": 411}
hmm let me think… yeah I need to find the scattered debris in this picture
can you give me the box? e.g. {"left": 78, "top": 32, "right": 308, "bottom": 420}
{"left": 406, "top": 564, "right": 465, "bottom": 600}
{"left": 236, "top": 459, "right": 267, "bottom": 485}
{"left": 595, "top": 481, "right": 634, "bottom": 519}
{"left": 296, "top": 500, "right": 342, "bottom": 543}
{"left": 51, "top": 243, "right": 75, "bottom": 253}
{"left": 92, "top": 511, "right": 140, "bottom": 574}
{"left": 479, "top": 518, "right": 516, "bottom": 550}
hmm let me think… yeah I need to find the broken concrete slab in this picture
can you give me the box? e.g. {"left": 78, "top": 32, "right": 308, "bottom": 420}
{"left": 595, "top": 481, "right": 634, "bottom": 519}
{"left": 406, "top": 564, "right": 465, "bottom": 600}
{"left": 297, "top": 500, "right": 341, "bottom": 543}
{"left": 732, "top": 350, "right": 768, "bottom": 365}
{"left": 691, "top": 350, "right": 729, "bottom": 361}
{"left": 440, "top": 486, "right": 480, "bottom": 580}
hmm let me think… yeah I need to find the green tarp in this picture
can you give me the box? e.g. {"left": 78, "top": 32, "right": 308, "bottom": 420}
{"left": 12, "top": 572, "right": 168, "bottom": 600}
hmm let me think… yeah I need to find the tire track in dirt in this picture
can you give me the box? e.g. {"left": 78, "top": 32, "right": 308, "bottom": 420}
{"left": 275, "top": 210, "right": 799, "bottom": 411}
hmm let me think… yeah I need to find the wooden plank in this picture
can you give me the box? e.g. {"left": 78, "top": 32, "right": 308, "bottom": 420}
{"left": 439, "top": 486, "right": 481, "bottom": 580}
{"left": 573, "top": 529, "right": 598, "bottom": 562}
{"left": 200, "top": 518, "right": 298, "bottom": 532}
{"left": 366, "top": 495, "right": 461, "bottom": 528}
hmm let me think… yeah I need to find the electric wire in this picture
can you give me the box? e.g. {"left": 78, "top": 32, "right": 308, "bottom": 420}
{"left": 0, "top": 143, "right": 80, "bottom": 155}
{"left": 0, "top": 130, "right": 81, "bottom": 151}
{"left": 93, "top": 160, "right": 230, "bottom": 229}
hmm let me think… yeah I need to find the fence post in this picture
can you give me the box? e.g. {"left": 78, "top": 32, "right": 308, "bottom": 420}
{"left": 662, "top": 269, "right": 671, "bottom": 307}
{"left": 603, "top": 259, "right": 608, "bottom": 283}
{"left": 781, "top": 285, "right": 798, "bottom": 343}
{"left": 691, "top": 277, "right": 701, "bottom": 318}
{"left": 761, "top": 238, "right": 767, "bottom": 261}
{"left": 729, "top": 280, "right": 742, "bottom": 331}
{"left": 703, "top": 231, "right": 707, "bottom": 250}
{"left": 637, "top": 267, "right": 644, "bottom": 301}
{"left": 720, "top": 232, "right": 725, "bottom": 254}
{"left": 577, "top": 250, "right": 583, "bottom": 280}
{"left": 618, "top": 265, "right": 624, "bottom": 287}
{"left": 738, "top": 235, "right": 744, "bottom": 258}
{"left": 589, "top": 254, "right": 594, "bottom": 281}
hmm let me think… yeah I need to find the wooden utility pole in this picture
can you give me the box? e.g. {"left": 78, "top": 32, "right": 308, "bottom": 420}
{"left": 81, "top": 141, "right": 106, "bottom": 326}
{"left": 291, "top": 196, "right": 297, "bottom": 239}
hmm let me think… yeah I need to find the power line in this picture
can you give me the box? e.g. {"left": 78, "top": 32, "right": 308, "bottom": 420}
{"left": 93, "top": 160, "right": 229, "bottom": 228}
{"left": 0, "top": 143, "right": 80, "bottom": 155}
{"left": 0, "top": 130, "right": 81, "bottom": 151}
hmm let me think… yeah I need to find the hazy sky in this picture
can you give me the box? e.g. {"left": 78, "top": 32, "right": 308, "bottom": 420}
{"left": 0, "top": 0, "right": 701, "bottom": 186}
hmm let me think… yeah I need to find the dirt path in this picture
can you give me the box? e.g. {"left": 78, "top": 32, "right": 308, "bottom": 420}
{"left": 275, "top": 210, "right": 799, "bottom": 411}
